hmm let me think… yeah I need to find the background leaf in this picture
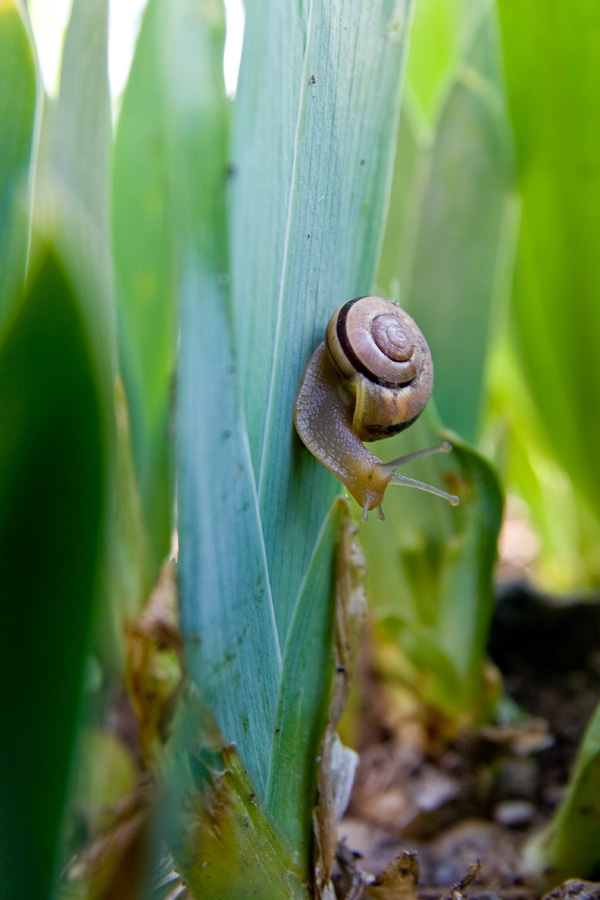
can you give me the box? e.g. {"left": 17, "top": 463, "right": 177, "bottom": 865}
{"left": 401, "top": 72, "right": 513, "bottom": 442}
{"left": 51, "top": 0, "right": 111, "bottom": 244}
{"left": 359, "top": 410, "right": 503, "bottom": 721}
{"left": 113, "top": 0, "right": 175, "bottom": 572}
{"left": 379, "top": 3, "right": 514, "bottom": 443}
{"left": 0, "top": 240, "right": 109, "bottom": 900}
{"left": 0, "top": 0, "right": 38, "bottom": 325}
{"left": 497, "top": 0, "right": 600, "bottom": 538}
{"left": 524, "top": 698, "right": 600, "bottom": 882}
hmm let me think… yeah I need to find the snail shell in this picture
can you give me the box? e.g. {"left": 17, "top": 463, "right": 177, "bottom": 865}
{"left": 325, "top": 296, "right": 433, "bottom": 441}
{"left": 294, "top": 296, "right": 450, "bottom": 519}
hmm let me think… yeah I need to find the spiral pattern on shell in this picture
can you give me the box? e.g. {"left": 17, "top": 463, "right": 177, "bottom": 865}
{"left": 325, "top": 296, "right": 433, "bottom": 440}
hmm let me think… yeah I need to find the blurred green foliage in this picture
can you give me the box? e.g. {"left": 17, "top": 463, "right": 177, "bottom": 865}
{"left": 1, "top": 0, "right": 600, "bottom": 894}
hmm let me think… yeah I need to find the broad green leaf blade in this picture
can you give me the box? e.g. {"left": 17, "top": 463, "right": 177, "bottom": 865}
{"left": 497, "top": 0, "right": 600, "bottom": 518}
{"left": 164, "top": 0, "right": 281, "bottom": 805}
{"left": 51, "top": 0, "right": 111, "bottom": 243}
{"left": 267, "top": 501, "right": 345, "bottom": 860}
{"left": 403, "top": 71, "right": 514, "bottom": 442}
{"left": 178, "top": 268, "right": 281, "bottom": 803}
{"left": 0, "top": 0, "right": 38, "bottom": 324}
{"left": 0, "top": 242, "right": 108, "bottom": 900}
{"left": 359, "top": 408, "right": 503, "bottom": 720}
{"left": 169, "top": 0, "right": 417, "bottom": 882}
{"left": 231, "top": 0, "right": 414, "bottom": 645}
{"left": 113, "top": 0, "right": 175, "bottom": 573}
{"left": 376, "top": 101, "right": 421, "bottom": 299}
{"left": 228, "top": 1, "right": 417, "bottom": 864}
{"left": 405, "top": 0, "right": 478, "bottom": 122}
{"left": 488, "top": 338, "right": 600, "bottom": 590}
{"left": 524, "top": 699, "right": 600, "bottom": 883}
{"left": 163, "top": 687, "right": 309, "bottom": 900}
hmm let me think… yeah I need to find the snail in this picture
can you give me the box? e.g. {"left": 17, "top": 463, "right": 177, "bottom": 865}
{"left": 293, "top": 296, "right": 459, "bottom": 520}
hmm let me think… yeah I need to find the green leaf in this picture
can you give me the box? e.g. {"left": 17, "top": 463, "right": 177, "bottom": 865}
{"left": 402, "top": 70, "right": 514, "bottom": 442}
{"left": 0, "top": 0, "right": 38, "bottom": 325}
{"left": 359, "top": 407, "right": 503, "bottom": 720}
{"left": 162, "top": 0, "right": 287, "bottom": 818}
{"left": 167, "top": 0, "right": 415, "bottom": 886}
{"left": 51, "top": 0, "right": 111, "bottom": 243}
{"left": 231, "top": 0, "right": 413, "bottom": 648}
{"left": 113, "top": 0, "right": 175, "bottom": 571}
{"left": 266, "top": 501, "right": 345, "bottom": 859}
{"left": 163, "top": 687, "right": 309, "bottom": 900}
{"left": 404, "top": 0, "right": 479, "bottom": 122}
{"left": 497, "top": 0, "right": 600, "bottom": 521}
{"left": 376, "top": 100, "right": 422, "bottom": 299}
{"left": 524, "top": 699, "right": 600, "bottom": 883}
{"left": 47, "top": 0, "right": 152, "bottom": 676}
{"left": 0, "top": 241, "right": 108, "bottom": 900}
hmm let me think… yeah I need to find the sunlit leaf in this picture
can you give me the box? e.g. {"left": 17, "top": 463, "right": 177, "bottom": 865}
{"left": 113, "top": 0, "right": 175, "bottom": 570}
{"left": 402, "top": 71, "right": 514, "bottom": 441}
{"left": 497, "top": 0, "right": 600, "bottom": 524}
{"left": 0, "top": 0, "right": 38, "bottom": 324}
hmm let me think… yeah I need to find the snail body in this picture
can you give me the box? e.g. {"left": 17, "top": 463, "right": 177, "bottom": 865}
{"left": 293, "top": 296, "right": 458, "bottom": 519}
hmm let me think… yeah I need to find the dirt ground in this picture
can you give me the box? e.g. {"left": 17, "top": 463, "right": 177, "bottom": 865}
{"left": 339, "top": 582, "right": 600, "bottom": 900}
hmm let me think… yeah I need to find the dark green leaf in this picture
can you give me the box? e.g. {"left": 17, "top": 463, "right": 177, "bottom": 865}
{"left": 0, "top": 243, "right": 108, "bottom": 899}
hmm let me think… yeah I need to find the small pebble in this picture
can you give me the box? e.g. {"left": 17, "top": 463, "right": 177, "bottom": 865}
{"left": 493, "top": 799, "right": 535, "bottom": 828}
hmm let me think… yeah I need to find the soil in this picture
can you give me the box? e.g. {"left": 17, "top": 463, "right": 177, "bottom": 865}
{"left": 340, "top": 581, "right": 600, "bottom": 900}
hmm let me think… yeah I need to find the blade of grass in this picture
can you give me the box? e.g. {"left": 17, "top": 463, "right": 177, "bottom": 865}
{"left": 49, "top": 0, "right": 152, "bottom": 675}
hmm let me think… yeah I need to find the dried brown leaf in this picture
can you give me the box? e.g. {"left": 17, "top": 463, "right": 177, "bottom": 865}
{"left": 126, "top": 559, "right": 183, "bottom": 766}
{"left": 314, "top": 502, "right": 368, "bottom": 897}
{"left": 365, "top": 850, "right": 420, "bottom": 900}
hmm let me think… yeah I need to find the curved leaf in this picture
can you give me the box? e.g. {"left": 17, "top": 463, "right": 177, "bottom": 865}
{"left": 0, "top": 242, "right": 108, "bottom": 899}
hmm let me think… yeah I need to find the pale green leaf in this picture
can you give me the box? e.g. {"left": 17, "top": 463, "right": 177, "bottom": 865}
{"left": 51, "top": 0, "right": 111, "bottom": 241}
{"left": 231, "top": 0, "right": 413, "bottom": 646}
{"left": 405, "top": 0, "right": 478, "bottom": 122}
{"left": 403, "top": 71, "right": 514, "bottom": 441}
{"left": 0, "top": 0, "right": 38, "bottom": 324}
{"left": 170, "top": 0, "right": 416, "bottom": 883}
{"left": 113, "top": 0, "right": 175, "bottom": 572}
{"left": 497, "top": 0, "right": 600, "bottom": 519}
{"left": 359, "top": 407, "right": 503, "bottom": 719}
